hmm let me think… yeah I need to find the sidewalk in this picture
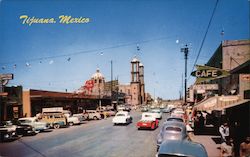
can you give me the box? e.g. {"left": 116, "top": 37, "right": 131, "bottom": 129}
{"left": 189, "top": 133, "right": 221, "bottom": 157}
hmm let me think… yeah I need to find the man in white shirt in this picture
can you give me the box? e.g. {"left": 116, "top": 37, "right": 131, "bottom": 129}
{"left": 219, "top": 122, "right": 230, "bottom": 143}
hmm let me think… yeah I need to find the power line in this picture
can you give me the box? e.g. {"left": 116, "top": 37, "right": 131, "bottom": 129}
{"left": 188, "top": 0, "right": 219, "bottom": 81}
{"left": 0, "top": 36, "right": 176, "bottom": 65}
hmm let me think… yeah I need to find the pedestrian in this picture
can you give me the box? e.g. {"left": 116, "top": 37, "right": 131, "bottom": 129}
{"left": 240, "top": 136, "right": 250, "bottom": 157}
{"left": 221, "top": 137, "right": 234, "bottom": 157}
{"left": 219, "top": 122, "right": 230, "bottom": 143}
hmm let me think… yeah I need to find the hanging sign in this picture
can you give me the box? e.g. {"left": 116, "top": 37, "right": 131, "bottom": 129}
{"left": 0, "top": 73, "right": 14, "bottom": 86}
{"left": 191, "top": 65, "right": 229, "bottom": 83}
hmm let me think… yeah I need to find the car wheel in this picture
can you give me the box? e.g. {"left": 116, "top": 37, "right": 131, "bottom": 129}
{"left": 93, "top": 116, "right": 98, "bottom": 120}
{"left": 54, "top": 124, "right": 60, "bottom": 129}
{"left": 69, "top": 122, "right": 74, "bottom": 126}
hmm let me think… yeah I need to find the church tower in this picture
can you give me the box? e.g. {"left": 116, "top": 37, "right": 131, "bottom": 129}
{"left": 130, "top": 57, "right": 141, "bottom": 106}
{"left": 139, "top": 63, "right": 145, "bottom": 104}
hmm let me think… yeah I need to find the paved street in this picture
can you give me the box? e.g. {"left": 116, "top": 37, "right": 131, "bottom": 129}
{"left": 0, "top": 111, "right": 168, "bottom": 157}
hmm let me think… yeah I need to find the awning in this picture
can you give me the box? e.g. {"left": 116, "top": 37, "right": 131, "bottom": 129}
{"left": 217, "top": 99, "right": 250, "bottom": 110}
{"left": 230, "top": 60, "right": 250, "bottom": 74}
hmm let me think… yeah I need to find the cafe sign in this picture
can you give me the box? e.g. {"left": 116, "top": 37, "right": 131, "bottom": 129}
{"left": 191, "top": 65, "right": 229, "bottom": 83}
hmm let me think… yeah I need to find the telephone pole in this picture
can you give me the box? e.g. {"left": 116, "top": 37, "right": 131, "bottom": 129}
{"left": 181, "top": 45, "right": 189, "bottom": 105}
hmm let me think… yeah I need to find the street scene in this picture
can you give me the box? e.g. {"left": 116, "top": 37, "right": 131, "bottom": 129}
{"left": 0, "top": 0, "right": 250, "bottom": 157}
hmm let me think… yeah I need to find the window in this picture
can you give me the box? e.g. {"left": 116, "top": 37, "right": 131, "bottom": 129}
{"left": 165, "top": 127, "right": 181, "bottom": 132}
{"left": 99, "top": 80, "right": 102, "bottom": 83}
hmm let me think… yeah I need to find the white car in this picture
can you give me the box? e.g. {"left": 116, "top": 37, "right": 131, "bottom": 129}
{"left": 149, "top": 109, "right": 162, "bottom": 119}
{"left": 112, "top": 111, "right": 132, "bottom": 125}
{"left": 68, "top": 116, "right": 81, "bottom": 126}
{"left": 18, "top": 117, "right": 49, "bottom": 132}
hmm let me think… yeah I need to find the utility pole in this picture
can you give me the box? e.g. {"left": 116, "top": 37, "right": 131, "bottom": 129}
{"left": 181, "top": 45, "right": 189, "bottom": 105}
{"left": 110, "top": 60, "right": 114, "bottom": 109}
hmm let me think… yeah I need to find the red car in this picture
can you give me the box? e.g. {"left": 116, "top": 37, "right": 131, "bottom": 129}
{"left": 137, "top": 112, "right": 159, "bottom": 130}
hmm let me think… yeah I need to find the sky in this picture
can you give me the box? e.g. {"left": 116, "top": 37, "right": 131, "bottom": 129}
{"left": 0, "top": 0, "right": 249, "bottom": 100}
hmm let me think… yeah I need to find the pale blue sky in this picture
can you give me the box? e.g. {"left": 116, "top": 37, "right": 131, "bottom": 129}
{"left": 0, "top": 0, "right": 249, "bottom": 99}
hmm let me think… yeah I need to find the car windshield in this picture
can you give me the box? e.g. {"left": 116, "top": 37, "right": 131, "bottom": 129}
{"left": 151, "top": 110, "right": 160, "bottom": 113}
{"left": 19, "top": 120, "right": 32, "bottom": 123}
{"left": 116, "top": 114, "right": 125, "bottom": 116}
{"left": 167, "top": 118, "right": 183, "bottom": 122}
{"left": 166, "top": 127, "right": 182, "bottom": 132}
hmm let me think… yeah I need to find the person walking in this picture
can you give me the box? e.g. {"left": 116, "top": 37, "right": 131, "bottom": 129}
{"left": 219, "top": 122, "right": 230, "bottom": 143}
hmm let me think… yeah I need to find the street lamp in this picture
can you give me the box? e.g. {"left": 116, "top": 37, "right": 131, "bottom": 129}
{"left": 181, "top": 44, "right": 189, "bottom": 105}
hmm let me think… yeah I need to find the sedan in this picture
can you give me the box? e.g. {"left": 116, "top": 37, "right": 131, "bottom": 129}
{"left": 5, "top": 120, "right": 36, "bottom": 136}
{"left": 18, "top": 117, "right": 50, "bottom": 132}
{"left": 112, "top": 111, "right": 132, "bottom": 125}
{"left": 157, "top": 140, "right": 208, "bottom": 157}
{"left": 156, "top": 121, "right": 188, "bottom": 151}
{"left": 149, "top": 109, "right": 162, "bottom": 119}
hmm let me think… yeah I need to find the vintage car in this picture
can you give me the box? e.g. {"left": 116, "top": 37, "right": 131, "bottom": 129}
{"left": 171, "top": 108, "right": 185, "bottom": 119}
{"left": 18, "top": 117, "right": 50, "bottom": 132}
{"left": 84, "top": 110, "right": 102, "bottom": 120}
{"left": 41, "top": 112, "right": 68, "bottom": 129}
{"left": 5, "top": 120, "right": 36, "bottom": 136}
{"left": 149, "top": 109, "right": 162, "bottom": 119}
{"left": 112, "top": 111, "right": 132, "bottom": 125}
{"left": 68, "top": 116, "right": 81, "bottom": 126}
{"left": 72, "top": 114, "right": 86, "bottom": 123}
{"left": 164, "top": 116, "right": 184, "bottom": 123}
{"left": 137, "top": 112, "right": 159, "bottom": 130}
{"left": 141, "top": 107, "right": 148, "bottom": 112}
{"left": 157, "top": 140, "right": 208, "bottom": 157}
{"left": 157, "top": 121, "right": 188, "bottom": 151}
{"left": 0, "top": 121, "right": 21, "bottom": 142}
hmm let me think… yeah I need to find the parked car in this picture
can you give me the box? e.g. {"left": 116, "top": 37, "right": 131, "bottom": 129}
{"left": 41, "top": 112, "right": 68, "bottom": 129}
{"left": 156, "top": 121, "right": 188, "bottom": 151}
{"left": 84, "top": 110, "right": 101, "bottom": 120}
{"left": 112, "top": 111, "right": 132, "bottom": 125}
{"left": 72, "top": 114, "right": 86, "bottom": 123}
{"left": 124, "top": 105, "right": 131, "bottom": 112}
{"left": 117, "top": 105, "right": 126, "bottom": 111}
{"left": 105, "top": 109, "right": 116, "bottom": 117}
{"left": 5, "top": 120, "right": 36, "bottom": 136}
{"left": 68, "top": 116, "right": 81, "bottom": 126}
{"left": 0, "top": 121, "right": 22, "bottom": 142}
{"left": 141, "top": 107, "right": 148, "bottom": 112}
{"left": 149, "top": 109, "right": 162, "bottom": 119}
{"left": 18, "top": 117, "right": 50, "bottom": 132}
{"left": 137, "top": 112, "right": 159, "bottom": 130}
{"left": 157, "top": 140, "right": 208, "bottom": 157}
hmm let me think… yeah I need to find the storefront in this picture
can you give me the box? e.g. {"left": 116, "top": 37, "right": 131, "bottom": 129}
{"left": 23, "top": 89, "right": 111, "bottom": 117}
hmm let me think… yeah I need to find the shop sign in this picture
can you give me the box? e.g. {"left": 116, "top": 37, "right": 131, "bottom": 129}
{"left": 42, "top": 107, "right": 63, "bottom": 113}
{"left": 219, "top": 96, "right": 239, "bottom": 102}
{"left": 191, "top": 65, "right": 229, "bottom": 83}
{"left": 193, "top": 84, "right": 218, "bottom": 90}
{"left": 241, "top": 74, "right": 250, "bottom": 81}
{"left": 0, "top": 73, "right": 14, "bottom": 86}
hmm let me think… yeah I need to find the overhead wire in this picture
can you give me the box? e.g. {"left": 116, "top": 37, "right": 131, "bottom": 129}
{"left": 0, "top": 36, "right": 175, "bottom": 65}
{"left": 187, "top": 0, "right": 219, "bottom": 82}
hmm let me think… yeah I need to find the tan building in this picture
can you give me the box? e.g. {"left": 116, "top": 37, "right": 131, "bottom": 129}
{"left": 118, "top": 57, "right": 146, "bottom": 106}
{"left": 206, "top": 39, "right": 250, "bottom": 98}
